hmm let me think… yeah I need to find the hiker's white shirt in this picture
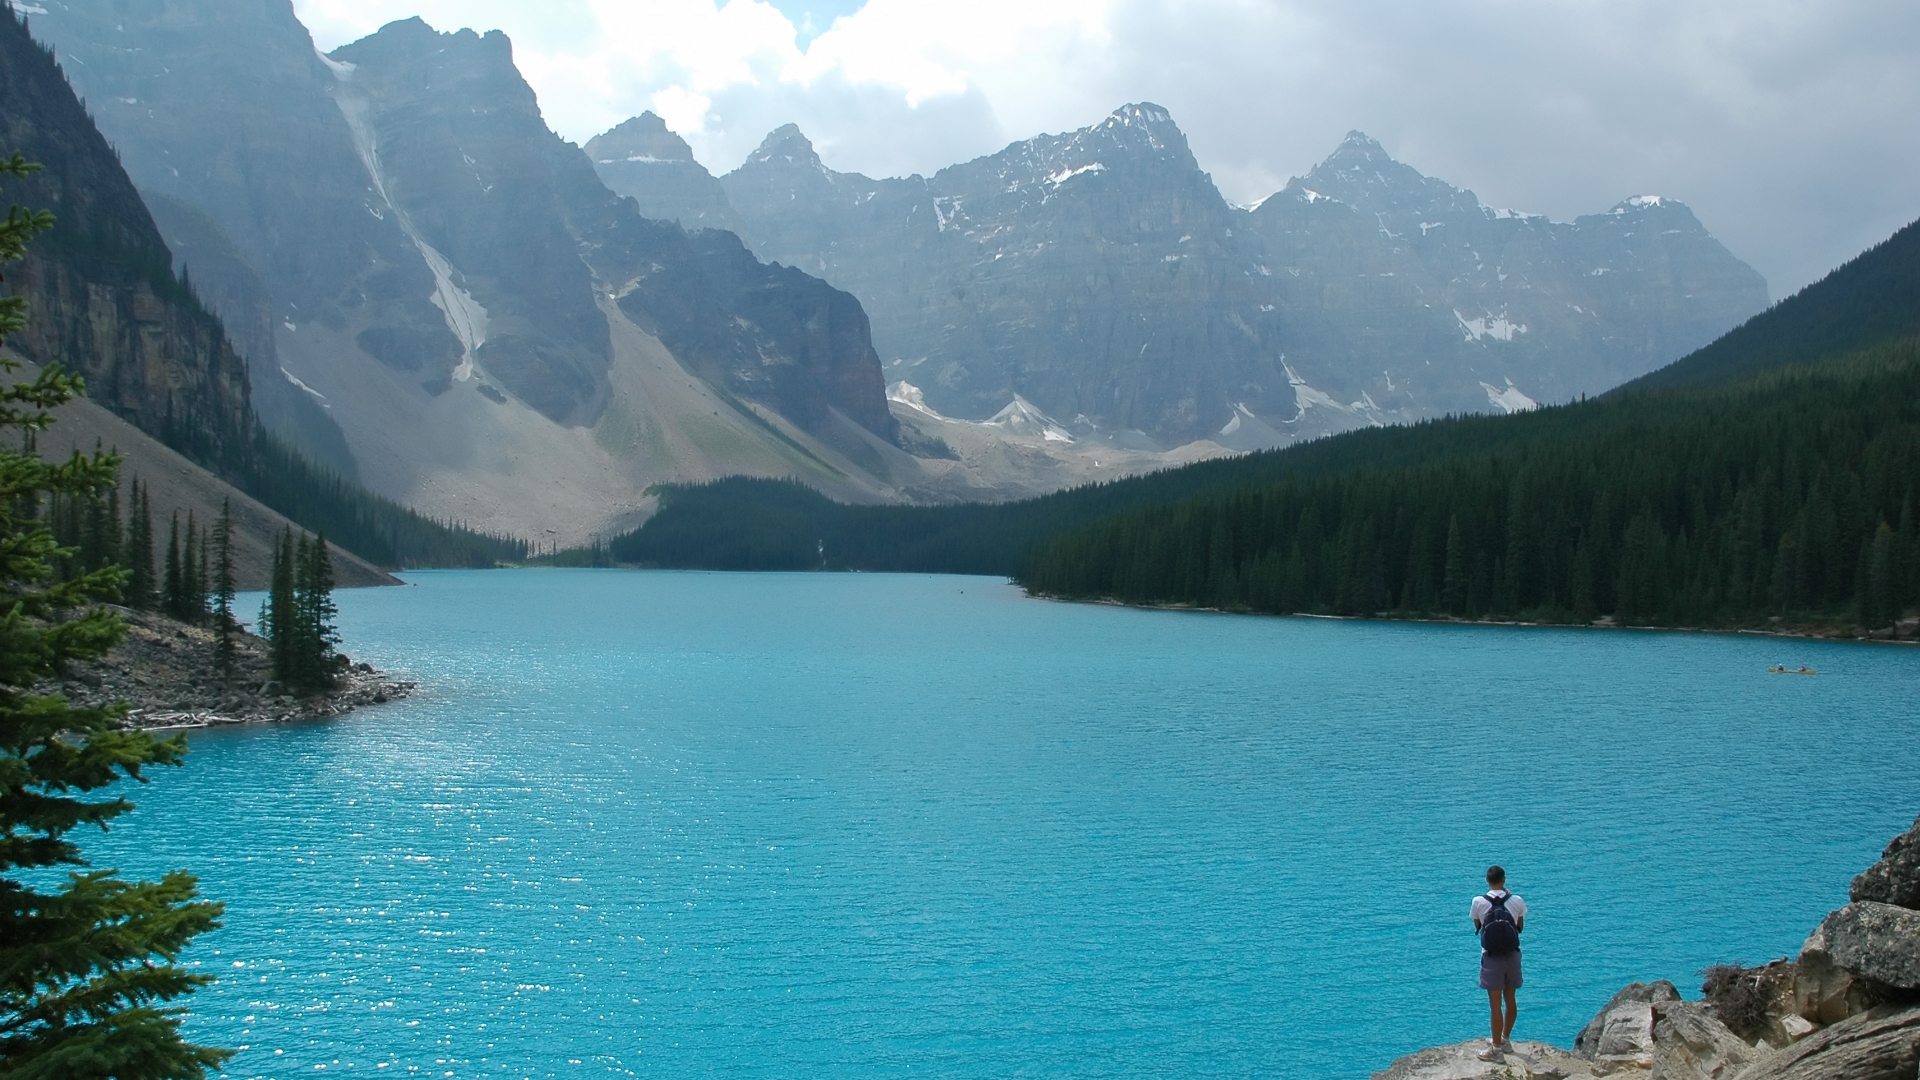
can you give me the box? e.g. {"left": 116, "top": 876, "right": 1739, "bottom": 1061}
{"left": 1470, "top": 890, "right": 1527, "bottom": 930}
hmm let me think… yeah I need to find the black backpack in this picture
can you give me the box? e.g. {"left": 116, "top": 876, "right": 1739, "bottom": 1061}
{"left": 1480, "top": 893, "right": 1520, "bottom": 956}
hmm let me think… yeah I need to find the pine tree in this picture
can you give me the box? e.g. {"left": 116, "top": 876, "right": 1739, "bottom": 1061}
{"left": 123, "top": 476, "right": 155, "bottom": 609}
{"left": 213, "top": 498, "right": 236, "bottom": 676}
{"left": 180, "top": 511, "right": 200, "bottom": 624}
{"left": 163, "top": 511, "right": 181, "bottom": 618}
{"left": 0, "top": 149, "right": 228, "bottom": 1077}
{"left": 263, "top": 526, "right": 297, "bottom": 689}
{"left": 294, "top": 531, "right": 340, "bottom": 690}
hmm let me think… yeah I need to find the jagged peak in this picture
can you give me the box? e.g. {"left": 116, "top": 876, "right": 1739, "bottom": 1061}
{"left": 746, "top": 123, "right": 821, "bottom": 165}
{"left": 1598, "top": 194, "right": 1703, "bottom": 229}
{"left": 586, "top": 111, "right": 695, "bottom": 165}
{"left": 1286, "top": 129, "right": 1480, "bottom": 219}
{"left": 1107, "top": 102, "right": 1176, "bottom": 128}
{"left": 1607, "top": 194, "right": 1691, "bottom": 215}
{"left": 337, "top": 15, "right": 515, "bottom": 71}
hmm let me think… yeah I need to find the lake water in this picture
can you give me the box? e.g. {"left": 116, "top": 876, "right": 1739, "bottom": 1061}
{"left": 93, "top": 570, "right": 1919, "bottom": 1079}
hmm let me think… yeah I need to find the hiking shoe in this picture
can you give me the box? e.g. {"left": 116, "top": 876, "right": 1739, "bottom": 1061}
{"left": 1476, "top": 1044, "right": 1502, "bottom": 1061}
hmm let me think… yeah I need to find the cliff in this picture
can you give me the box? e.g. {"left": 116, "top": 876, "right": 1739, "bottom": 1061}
{"left": 0, "top": 8, "right": 252, "bottom": 461}
{"left": 1373, "top": 818, "right": 1920, "bottom": 1080}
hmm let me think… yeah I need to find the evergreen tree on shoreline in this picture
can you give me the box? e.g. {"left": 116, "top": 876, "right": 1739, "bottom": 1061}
{"left": 263, "top": 527, "right": 338, "bottom": 692}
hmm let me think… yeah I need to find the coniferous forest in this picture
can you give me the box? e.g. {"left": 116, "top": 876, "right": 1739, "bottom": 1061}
{"left": 1020, "top": 337, "right": 1920, "bottom": 628}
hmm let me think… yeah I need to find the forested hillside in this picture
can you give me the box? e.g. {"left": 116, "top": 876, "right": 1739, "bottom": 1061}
{"left": 615, "top": 214, "right": 1920, "bottom": 630}
{"left": 1022, "top": 337, "right": 1920, "bottom": 628}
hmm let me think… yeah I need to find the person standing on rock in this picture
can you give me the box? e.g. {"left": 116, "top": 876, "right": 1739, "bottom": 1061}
{"left": 1472, "top": 865, "right": 1526, "bottom": 1059}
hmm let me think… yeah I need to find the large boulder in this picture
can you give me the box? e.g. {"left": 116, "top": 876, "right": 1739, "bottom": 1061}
{"left": 1577, "top": 981, "right": 1683, "bottom": 1059}
{"left": 1854, "top": 816, "right": 1920, "bottom": 911}
{"left": 1647, "top": 999, "right": 1767, "bottom": 1080}
{"left": 1821, "top": 903, "right": 1920, "bottom": 991}
{"left": 1737, "top": 1003, "right": 1920, "bottom": 1080}
{"left": 1797, "top": 926, "right": 1877, "bottom": 1025}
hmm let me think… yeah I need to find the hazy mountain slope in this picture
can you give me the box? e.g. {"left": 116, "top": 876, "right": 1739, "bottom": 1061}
{"left": 720, "top": 106, "right": 1295, "bottom": 444}
{"left": 1244, "top": 133, "right": 1770, "bottom": 410}
{"left": 137, "top": 188, "right": 361, "bottom": 478}
{"left": 704, "top": 106, "right": 1768, "bottom": 448}
{"left": 1620, "top": 216, "right": 1920, "bottom": 393}
{"left": 23, "top": 0, "right": 449, "bottom": 465}
{"left": 587, "top": 112, "right": 744, "bottom": 235}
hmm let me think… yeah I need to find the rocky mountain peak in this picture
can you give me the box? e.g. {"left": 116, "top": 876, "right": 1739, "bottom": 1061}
{"left": 1084, "top": 101, "right": 1193, "bottom": 161}
{"left": 1288, "top": 130, "right": 1480, "bottom": 220}
{"left": 1603, "top": 194, "right": 1705, "bottom": 228}
{"left": 585, "top": 111, "right": 695, "bottom": 164}
{"left": 745, "top": 123, "right": 826, "bottom": 170}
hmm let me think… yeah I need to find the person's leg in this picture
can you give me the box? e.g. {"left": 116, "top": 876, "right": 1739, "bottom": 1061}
{"left": 1501, "top": 987, "right": 1518, "bottom": 1044}
{"left": 1487, "top": 988, "right": 1505, "bottom": 1043}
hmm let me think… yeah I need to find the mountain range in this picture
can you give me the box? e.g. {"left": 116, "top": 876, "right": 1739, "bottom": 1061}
{"left": 21, "top": 0, "right": 1769, "bottom": 545}
{"left": 597, "top": 106, "right": 1768, "bottom": 450}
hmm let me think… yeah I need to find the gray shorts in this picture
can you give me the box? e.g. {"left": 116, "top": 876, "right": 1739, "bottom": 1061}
{"left": 1480, "top": 950, "right": 1523, "bottom": 991}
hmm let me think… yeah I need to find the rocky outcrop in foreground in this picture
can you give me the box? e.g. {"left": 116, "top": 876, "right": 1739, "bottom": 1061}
{"left": 1375, "top": 817, "right": 1920, "bottom": 1080}
{"left": 36, "top": 606, "right": 415, "bottom": 728}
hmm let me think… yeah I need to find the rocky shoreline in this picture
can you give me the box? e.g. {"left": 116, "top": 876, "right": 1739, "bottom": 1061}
{"left": 36, "top": 605, "right": 417, "bottom": 729}
{"left": 1374, "top": 818, "right": 1920, "bottom": 1080}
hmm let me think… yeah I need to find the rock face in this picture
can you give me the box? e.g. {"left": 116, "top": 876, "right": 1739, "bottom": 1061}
{"left": 689, "top": 106, "right": 1769, "bottom": 447}
{"left": 1575, "top": 980, "right": 1682, "bottom": 1061}
{"left": 1738, "top": 1004, "right": 1920, "bottom": 1080}
{"left": 587, "top": 112, "right": 744, "bottom": 235}
{"left": 1796, "top": 924, "right": 1879, "bottom": 1026}
{"left": 0, "top": 8, "right": 252, "bottom": 458}
{"left": 720, "top": 105, "right": 1296, "bottom": 445}
{"left": 1819, "top": 903, "right": 1920, "bottom": 992}
{"left": 1242, "top": 134, "right": 1768, "bottom": 419}
{"left": 1854, "top": 816, "right": 1920, "bottom": 910}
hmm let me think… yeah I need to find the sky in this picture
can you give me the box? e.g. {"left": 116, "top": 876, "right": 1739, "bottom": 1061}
{"left": 291, "top": 0, "right": 1920, "bottom": 297}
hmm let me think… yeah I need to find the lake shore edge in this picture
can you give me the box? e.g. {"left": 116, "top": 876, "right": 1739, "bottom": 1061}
{"left": 1029, "top": 590, "right": 1920, "bottom": 645}
{"left": 36, "top": 604, "right": 417, "bottom": 730}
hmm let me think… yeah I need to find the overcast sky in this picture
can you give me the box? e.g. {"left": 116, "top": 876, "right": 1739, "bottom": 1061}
{"left": 292, "top": 0, "right": 1920, "bottom": 297}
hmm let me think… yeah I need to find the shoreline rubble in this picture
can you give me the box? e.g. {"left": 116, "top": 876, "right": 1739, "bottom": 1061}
{"left": 35, "top": 604, "right": 416, "bottom": 730}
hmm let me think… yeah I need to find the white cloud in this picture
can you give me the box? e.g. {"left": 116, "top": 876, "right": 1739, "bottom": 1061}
{"left": 292, "top": 0, "right": 1920, "bottom": 295}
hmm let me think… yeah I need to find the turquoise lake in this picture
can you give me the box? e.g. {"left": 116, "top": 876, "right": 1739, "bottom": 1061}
{"left": 93, "top": 569, "right": 1920, "bottom": 1079}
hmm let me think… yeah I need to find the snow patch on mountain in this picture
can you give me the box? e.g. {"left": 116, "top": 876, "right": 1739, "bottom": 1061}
{"left": 325, "top": 61, "right": 488, "bottom": 380}
{"left": 1455, "top": 310, "right": 1527, "bottom": 343}
{"left": 984, "top": 395, "right": 1075, "bottom": 442}
{"left": 1047, "top": 162, "right": 1105, "bottom": 185}
{"left": 886, "top": 380, "right": 948, "bottom": 420}
{"left": 1481, "top": 379, "right": 1539, "bottom": 413}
